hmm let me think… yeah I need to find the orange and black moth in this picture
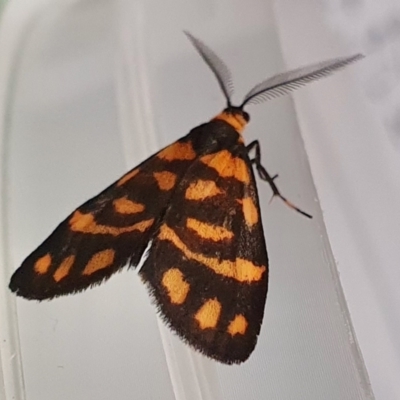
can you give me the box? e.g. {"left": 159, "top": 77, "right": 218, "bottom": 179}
{"left": 9, "top": 32, "right": 362, "bottom": 364}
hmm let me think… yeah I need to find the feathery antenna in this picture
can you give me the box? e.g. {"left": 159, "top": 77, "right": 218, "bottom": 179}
{"left": 185, "top": 32, "right": 363, "bottom": 110}
{"left": 240, "top": 54, "right": 364, "bottom": 107}
{"left": 184, "top": 32, "right": 234, "bottom": 107}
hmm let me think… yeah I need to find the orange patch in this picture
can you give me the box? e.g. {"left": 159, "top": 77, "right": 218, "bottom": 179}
{"left": 237, "top": 197, "right": 258, "bottom": 227}
{"left": 200, "top": 151, "right": 250, "bottom": 184}
{"left": 227, "top": 314, "right": 248, "bottom": 336}
{"left": 34, "top": 254, "right": 52, "bottom": 275}
{"left": 153, "top": 171, "right": 177, "bottom": 191}
{"left": 186, "top": 218, "right": 233, "bottom": 241}
{"left": 69, "top": 211, "right": 154, "bottom": 236}
{"left": 212, "top": 111, "right": 247, "bottom": 134}
{"left": 157, "top": 142, "right": 196, "bottom": 161}
{"left": 185, "top": 180, "right": 224, "bottom": 200}
{"left": 158, "top": 224, "right": 265, "bottom": 282}
{"left": 195, "top": 298, "right": 222, "bottom": 330}
{"left": 69, "top": 211, "right": 95, "bottom": 231}
{"left": 161, "top": 268, "right": 190, "bottom": 305}
{"left": 53, "top": 255, "right": 75, "bottom": 282}
{"left": 113, "top": 197, "right": 145, "bottom": 214}
{"left": 117, "top": 168, "right": 139, "bottom": 186}
{"left": 82, "top": 249, "right": 115, "bottom": 276}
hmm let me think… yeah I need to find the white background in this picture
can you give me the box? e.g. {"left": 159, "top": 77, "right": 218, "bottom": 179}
{"left": 1, "top": 0, "right": 398, "bottom": 399}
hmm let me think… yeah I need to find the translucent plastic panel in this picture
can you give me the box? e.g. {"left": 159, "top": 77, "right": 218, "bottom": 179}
{"left": 1, "top": 0, "right": 373, "bottom": 399}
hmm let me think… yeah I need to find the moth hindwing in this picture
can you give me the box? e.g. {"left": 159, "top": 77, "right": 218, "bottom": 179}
{"left": 9, "top": 32, "right": 362, "bottom": 364}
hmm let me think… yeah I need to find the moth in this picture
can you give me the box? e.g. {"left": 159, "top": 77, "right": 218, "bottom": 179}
{"left": 9, "top": 32, "right": 362, "bottom": 364}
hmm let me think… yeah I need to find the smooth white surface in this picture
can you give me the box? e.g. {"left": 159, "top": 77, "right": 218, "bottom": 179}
{"left": 326, "top": 0, "right": 400, "bottom": 151}
{"left": 1, "top": 0, "right": 376, "bottom": 399}
{"left": 0, "top": 1, "right": 62, "bottom": 399}
{"left": 4, "top": 1, "right": 175, "bottom": 399}
{"left": 274, "top": 2, "right": 400, "bottom": 399}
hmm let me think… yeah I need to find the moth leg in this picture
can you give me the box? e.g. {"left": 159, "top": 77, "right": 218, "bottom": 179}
{"left": 246, "top": 140, "right": 312, "bottom": 219}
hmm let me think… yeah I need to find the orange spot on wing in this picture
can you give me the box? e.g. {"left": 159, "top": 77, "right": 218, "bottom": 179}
{"left": 34, "top": 254, "right": 52, "bottom": 275}
{"left": 185, "top": 180, "right": 224, "bottom": 200}
{"left": 237, "top": 197, "right": 259, "bottom": 227}
{"left": 200, "top": 151, "right": 250, "bottom": 184}
{"left": 227, "top": 314, "right": 248, "bottom": 336}
{"left": 132, "top": 219, "right": 154, "bottom": 233}
{"left": 162, "top": 268, "right": 190, "bottom": 304}
{"left": 117, "top": 168, "right": 139, "bottom": 186}
{"left": 158, "top": 224, "right": 265, "bottom": 282}
{"left": 212, "top": 111, "right": 247, "bottom": 134}
{"left": 69, "top": 211, "right": 154, "bottom": 236}
{"left": 82, "top": 249, "right": 115, "bottom": 275}
{"left": 195, "top": 298, "right": 222, "bottom": 329}
{"left": 153, "top": 171, "right": 177, "bottom": 191}
{"left": 186, "top": 218, "right": 233, "bottom": 241}
{"left": 113, "top": 197, "right": 145, "bottom": 214}
{"left": 157, "top": 142, "right": 196, "bottom": 161}
{"left": 53, "top": 255, "right": 75, "bottom": 282}
{"left": 69, "top": 211, "right": 95, "bottom": 231}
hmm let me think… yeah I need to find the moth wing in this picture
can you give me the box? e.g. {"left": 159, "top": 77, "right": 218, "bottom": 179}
{"left": 139, "top": 146, "right": 269, "bottom": 364}
{"left": 9, "top": 139, "right": 197, "bottom": 300}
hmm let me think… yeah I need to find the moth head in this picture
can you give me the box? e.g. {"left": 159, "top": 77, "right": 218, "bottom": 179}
{"left": 212, "top": 106, "right": 250, "bottom": 134}
{"left": 184, "top": 30, "right": 363, "bottom": 132}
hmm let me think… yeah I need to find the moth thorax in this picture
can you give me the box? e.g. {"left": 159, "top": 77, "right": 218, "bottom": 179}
{"left": 212, "top": 107, "right": 250, "bottom": 134}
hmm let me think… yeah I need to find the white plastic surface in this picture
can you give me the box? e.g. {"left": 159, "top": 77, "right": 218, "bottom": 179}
{"left": 0, "top": 0, "right": 377, "bottom": 399}
{"left": 274, "top": 2, "right": 400, "bottom": 399}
